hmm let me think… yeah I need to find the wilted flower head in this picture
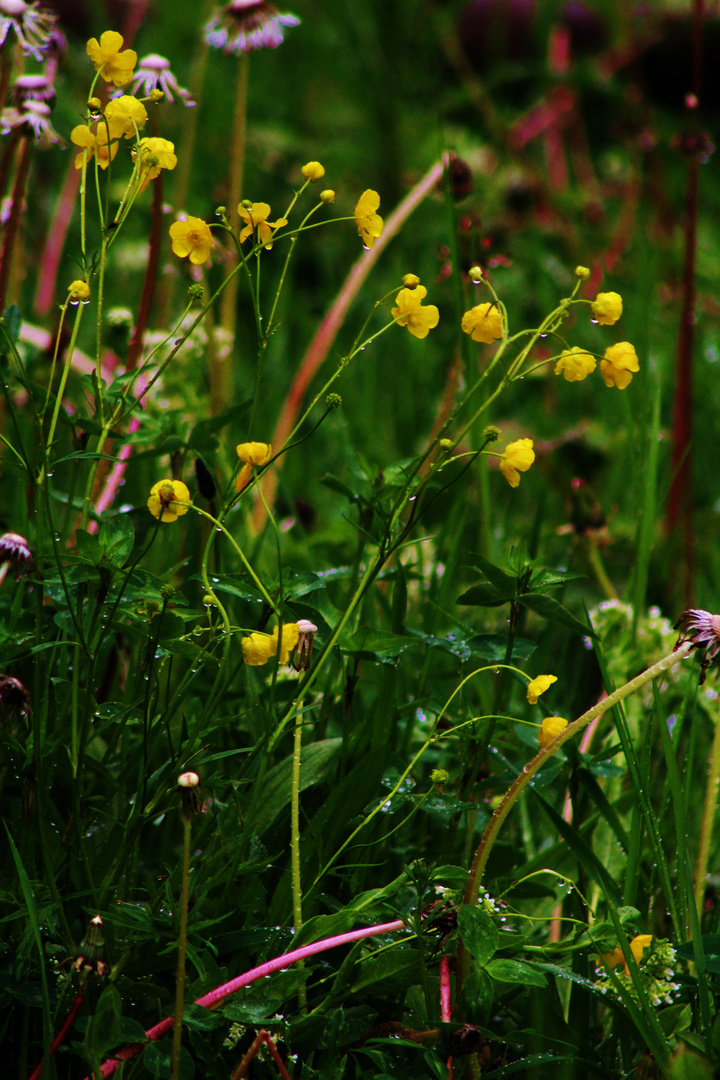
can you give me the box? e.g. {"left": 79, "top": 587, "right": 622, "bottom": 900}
{"left": 674, "top": 609, "right": 720, "bottom": 683}
{"left": 178, "top": 771, "right": 205, "bottom": 815}
{"left": 205, "top": 0, "right": 300, "bottom": 54}
{"left": 11, "top": 73, "right": 55, "bottom": 108}
{"left": 0, "top": 532, "right": 33, "bottom": 579}
{"left": 2, "top": 79, "right": 59, "bottom": 144}
{"left": 0, "top": 0, "right": 57, "bottom": 62}
{"left": 291, "top": 619, "right": 317, "bottom": 671}
{"left": 128, "top": 53, "right": 195, "bottom": 107}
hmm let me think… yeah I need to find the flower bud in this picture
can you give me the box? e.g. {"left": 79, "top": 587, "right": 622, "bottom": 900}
{"left": 68, "top": 280, "right": 91, "bottom": 304}
{"left": 402, "top": 273, "right": 421, "bottom": 288}
{"left": 320, "top": 189, "right": 335, "bottom": 204}
{"left": 575, "top": 265, "right": 590, "bottom": 279}
{"left": 301, "top": 161, "right": 325, "bottom": 181}
{"left": 326, "top": 392, "right": 342, "bottom": 409}
{"left": 178, "top": 771, "right": 205, "bottom": 816}
{"left": 468, "top": 265, "right": 483, "bottom": 283}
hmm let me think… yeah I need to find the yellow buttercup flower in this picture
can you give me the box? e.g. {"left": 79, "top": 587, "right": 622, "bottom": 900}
{"left": 461, "top": 302, "right": 503, "bottom": 344}
{"left": 70, "top": 124, "right": 118, "bottom": 170}
{"left": 169, "top": 217, "right": 214, "bottom": 265}
{"left": 235, "top": 442, "right": 272, "bottom": 493}
{"left": 538, "top": 715, "right": 568, "bottom": 748}
{"left": 599, "top": 934, "right": 652, "bottom": 976}
{"left": 600, "top": 342, "right": 639, "bottom": 389}
{"left": 354, "top": 189, "right": 383, "bottom": 250}
{"left": 271, "top": 622, "right": 300, "bottom": 664}
{"left": 236, "top": 442, "right": 272, "bottom": 466}
{"left": 391, "top": 285, "right": 439, "bottom": 340}
{"left": 499, "top": 438, "right": 535, "bottom": 488}
{"left": 147, "top": 479, "right": 191, "bottom": 523}
{"left": 135, "top": 136, "right": 177, "bottom": 191}
{"left": 238, "top": 202, "right": 288, "bottom": 249}
{"left": 68, "top": 281, "right": 90, "bottom": 304}
{"left": 526, "top": 674, "right": 557, "bottom": 704}
{"left": 591, "top": 291, "right": 623, "bottom": 326}
{"left": 104, "top": 95, "right": 147, "bottom": 139}
{"left": 242, "top": 631, "right": 277, "bottom": 666}
{"left": 242, "top": 622, "right": 300, "bottom": 666}
{"left": 86, "top": 31, "right": 137, "bottom": 87}
{"left": 302, "top": 161, "right": 325, "bottom": 181}
{"left": 555, "top": 346, "right": 596, "bottom": 382}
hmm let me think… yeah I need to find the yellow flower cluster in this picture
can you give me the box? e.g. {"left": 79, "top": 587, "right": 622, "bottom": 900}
{"left": 243, "top": 623, "right": 300, "bottom": 666}
{"left": 555, "top": 292, "right": 640, "bottom": 389}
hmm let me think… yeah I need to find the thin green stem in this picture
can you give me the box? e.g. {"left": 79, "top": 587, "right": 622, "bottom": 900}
{"left": 694, "top": 697, "right": 720, "bottom": 918}
{"left": 169, "top": 811, "right": 192, "bottom": 1080}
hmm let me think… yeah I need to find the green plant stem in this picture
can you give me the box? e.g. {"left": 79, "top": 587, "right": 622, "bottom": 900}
{"left": 170, "top": 811, "right": 192, "bottom": 1080}
{"left": 44, "top": 302, "right": 85, "bottom": 459}
{"left": 694, "top": 696, "right": 720, "bottom": 919}
{"left": 458, "top": 640, "right": 695, "bottom": 987}
{"left": 291, "top": 708, "right": 308, "bottom": 1012}
{"left": 219, "top": 51, "right": 249, "bottom": 343}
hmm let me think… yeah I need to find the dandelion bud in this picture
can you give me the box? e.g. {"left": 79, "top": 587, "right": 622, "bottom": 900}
{"left": 177, "top": 771, "right": 205, "bottom": 816}
{"left": 575, "top": 265, "right": 590, "bottom": 279}
{"left": 326, "top": 393, "right": 342, "bottom": 409}
{"left": 302, "top": 160, "right": 325, "bottom": 181}
{"left": 468, "top": 265, "right": 483, "bottom": 283}
{"left": 320, "top": 189, "right": 335, "bottom": 204}
{"left": 291, "top": 619, "right": 318, "bottom": 671}
{"left": 73, "top": 915, "right": 107, "bottom": 978}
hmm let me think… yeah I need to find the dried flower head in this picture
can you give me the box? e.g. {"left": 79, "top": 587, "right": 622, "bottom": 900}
{"left": 291, "top": 618, "right": 317, "bottom": 671}
{"left": 0, "top": 531, "right": 33, "bottom": 571}
{"left": 178, "top": 771, "right": 205, "bottom": 815}
{"left": 128, "top": 53, "right": 195, "bottom": 107}
{"left": 0, "top": 674, "right": 30, "bottom": 724}
{"left": 674, "top": 609, "right": 720, "bottom": 683}
{"left": 205, "top": 0, "right": 300, "bottom": 54}
{"left": 1, "top": 98, "right": 60, "bottom": 144}
{"left": 0, "top": 0, "right": 57, "bottom": 62}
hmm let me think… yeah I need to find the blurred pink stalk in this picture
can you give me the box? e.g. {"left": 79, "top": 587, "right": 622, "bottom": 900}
{"left": 93, "top": 918, "right": 405, "bottom": 1078}
{"left": 251, "top": 154, "right": 450, "bottom": 533}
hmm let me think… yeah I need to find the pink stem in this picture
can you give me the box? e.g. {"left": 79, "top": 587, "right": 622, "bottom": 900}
{"left": 28, "top": 991, "right": 84, "bottom": 1080}
{"left": 251, "top": 155, "right": 449, "bottom": 532}
{"left": 34, "top": 167, "right": 81, "bottom": 317}
{"left": 93, "top": 918, "right": 406, "bottom": 1079}
{"left": 440, "top": 955, "right": 453, "bottom": 1079}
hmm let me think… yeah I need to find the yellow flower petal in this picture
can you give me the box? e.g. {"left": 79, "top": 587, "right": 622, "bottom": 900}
{"left": 591, "top": 291, "right": 623, "bottom": 326}
{"left": 538, "top": 716, "right": 568, "bottom": 748}
{"left": 554, "top": 346, "right": 596, "bottom": 382}
{"left": 354, "top": 189, "right": 383, "bottom": 250}
{"left": 526, "top": 674, "right": 557, "bottom": 704}
{"left": 147, "top": 479, "right": 191, "bottom": 523}
{"left": 461, "top": 302, "right": 503, "bottom": 344}
{"left": 499, "top": 438, "right": 535, "bottom": 488}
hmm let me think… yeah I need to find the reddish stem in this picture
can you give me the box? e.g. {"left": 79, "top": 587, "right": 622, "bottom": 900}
{"left": 0, "top": 134, "right": 32, "bottom": 312}
{"left": 92, "top": 918, "right": 405, "bottom": 1079}
{"left": 439, "top": 955, "right": 453, "bottom": 1079}
{"left": 34, "top": 165, "right": 81, "bottom": 317}
{"left": 127, "top": 173, "right": 163, "bottom": 369}
{"left": 231, "top": 1029, "right": 292, "bottom": 1080}
{"left": 28, "top": 990, "right": 84, "bottom": 1080}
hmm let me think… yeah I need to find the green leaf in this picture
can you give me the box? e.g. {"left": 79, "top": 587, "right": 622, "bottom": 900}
{"left": 517, "top": 592, "right": 598, "bottom": 638}
{"left": 85, "top": 985, "right": 122, "bottom": 1062}
{"left": 99, "top": 513, "right": 135, "bottom": 565}
{"left": 340, "top": 627, "right": 419, "bottom": 659}
{"left": 143, "top": 1038, "right": 194, "bottom": 1080}
{"left": 470, "top": 553, "right": 519, "bottom": 593}
{"left": 76, "top": 529, "right": 103, "bottom": 564}
{"left": 254, "top": 738, "right": 342, "bottom": 834}
{"left": 293, "top": 910, "right": 360, "bottom": 950}
{"left": 457, "top": 582, "right": 513, "bottom": 607}
{"left": 486, "top": 958, "right": 548, "bottom": 987}
{"left": 187, "top": 401, "right": 251, "bottom": 453}
{"left": 457, "top": 968, "right": 493, "bottom": 1026}
{"left": 457, "top": 905, "right": 499, "bottom": 967}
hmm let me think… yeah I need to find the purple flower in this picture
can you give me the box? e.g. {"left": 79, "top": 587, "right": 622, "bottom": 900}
{"left": 205, "top": 0, "right": 300, "bottom": 55}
